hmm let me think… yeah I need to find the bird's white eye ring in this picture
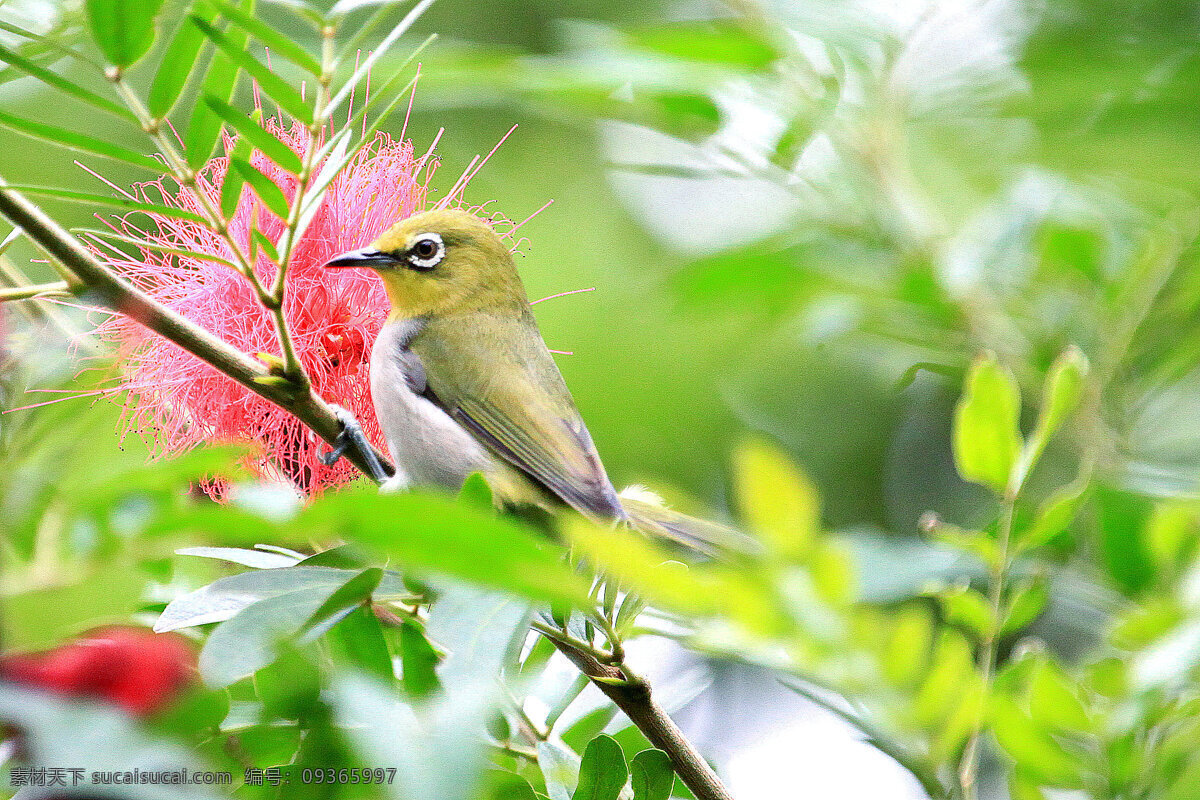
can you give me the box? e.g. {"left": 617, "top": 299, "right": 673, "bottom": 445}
{"left": 407, "top": 233, "right": 444, "bottom": 270}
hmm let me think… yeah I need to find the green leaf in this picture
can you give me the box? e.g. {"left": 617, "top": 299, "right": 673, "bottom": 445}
{"left": 458, "top": 471, "right": 495, "bottom": 510}
{"left": 399, "top": 619, "right": 441, "bottom": 698}
{"left": 214, "top": 0, "right": 321, "bottom": 75}
{"left": 192, "top": 16, "right": 313, "bottom": 124}
{"left": 733, "top": 436, "right": 819, "bottom": 561}
{"left": 300, "top": 490, "right": 593, "bottom": 607}
{"left": 538, "top": 740, "right": 580, "bottom": 800}
{"left": 426, "top": 585, "right": 532, "bottom": 687}
{"left": 185, "top": 1, "right": 249, "bottom": 168}
{"left": 328, "top": 605, "right": 394, "bottom": 683}
{"left": 629, "top": 749, "right": 673, "bottom": 800}
{"left": 0, "top": 43, "right": 135, "bottom": 120}
{"left": 882, "top": 605, "right": 932, "bottom": 685}
{"left": 953, "top": 353, "right": 1023, "bottom": 495}
{"left": 1028, "top": 659, "right": 1091, "bottom": 732}
{"left": 86, "top": 0, "right": 166, "bottom": 67}
{"left": 1002, "top": 579, "right": 1049, "bottom": 635}
{"left": 484, "top": 771, "right": 540, "bottom": 800}
{"left": 156, "top": 565, "right": 409, "bottom": 632}
{"left": 204, "top": 94, "right": 304, "bottom": 173}
{"left": 938, "top": 585, "right": 995, "bottom": 640}
{"left": 230, "top": 156, "right": 291, "bottom": 218}
{"left": 4, "top": 184, "right": 207, "bottom": 224}
{"left": 251, "top": 228, "right": 280, "bottom": 262}
{"left": 0, "top": 110, "right": 162, "bottom": 171}
{"left": 301, "top": 566, "right": 382, "bottom": 640}
{"left": 220, "top": 124, "right": 252, "bottom": 217}
{"left": 628, "top": 22, "right": 779, "bottom": 70}
{"left": 148, "top": 9, "right": 214, "bottom": 118}
{"left": 1112, "top": 598, "right": 1183, "bottom": 649}
{"left": 198, "top": 586, "right": 340, "bottom": 686}
{"left": 1015, "top": 347, "right": 1089, "bottom": 488}
{"left": 915, "top": 632, "right": 976, "bottom": 725}
{"left": 989, "top": 694, "right": 1081, "bottom": 787}
{"left": 174, "top": 545, "right": 299, "bottom": 568}
{"left": 573, "top": 735, "right": 627, "bottom": 800}
{"left": 1019, "top": 473, "right": 1090, "bottom": 552}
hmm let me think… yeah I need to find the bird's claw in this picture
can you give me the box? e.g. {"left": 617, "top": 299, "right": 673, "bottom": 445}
{"left": 320, "top": 405, "right": 389, "bottom": 483}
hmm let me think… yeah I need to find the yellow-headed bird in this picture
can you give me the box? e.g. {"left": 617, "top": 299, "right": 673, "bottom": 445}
{"left": 324, "top": 209, "right": 743, "bottom": 552}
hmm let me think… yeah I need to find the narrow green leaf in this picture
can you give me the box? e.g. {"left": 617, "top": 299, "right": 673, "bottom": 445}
{"left": 952, "top": 353, "right": 1023, "bottom": 495}
{"left": 629, "top": 749, "right": 673, "bottom": 800}
{"left": 148, "top": 8, "right": 215, "bottom": 118}
{"left": 399, "top": 619, "right": 441, "bottom": 698}
{"left": 192, "top": 16, "right": 313, "bottom": 124}
{"left": 573, "top": 735, "right": 627, "bottom": 800}
{"left": 205, "top": 94, "right": 304, "bottom": 173}
{"left": 220, "top": 126, "right": 252, "bottom": 217}
{"left": 5, "top": 185, "right": 205, "bottom": 224}
{"left": 85, "top": 0, "right": 166, "bottom": 67}
{"left": 0, "top": 44, "right": 134, "bottom": 120}
{"left": 0, "top": 110, "right": 162, "bottom": 171}
{"left": 185, "top": 0, "right": 250, "bottom": 168}
{"left": 230, "top": 157, "right": 290, "bottom": 218}
{"left": 251, "top": 228, "right": 280, "bottom": 261}
{"left": 214, "top": 0, "right": 321, "bottom": 75}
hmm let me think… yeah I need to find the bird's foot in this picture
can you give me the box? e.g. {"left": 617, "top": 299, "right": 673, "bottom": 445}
{"left": 319, "top": 404, "right": 389, "bottom": 483}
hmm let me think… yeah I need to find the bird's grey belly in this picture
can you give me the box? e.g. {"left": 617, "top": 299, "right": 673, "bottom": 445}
{"left": 369, "top": 319, "right": 492, "bottom": 492}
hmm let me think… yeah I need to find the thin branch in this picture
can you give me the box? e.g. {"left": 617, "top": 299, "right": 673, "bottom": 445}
{"left": 0, "top": 179, "right": 392, "bottom": 482}
{"left": 546, "top": 636, "right": 734, "bottom": 800}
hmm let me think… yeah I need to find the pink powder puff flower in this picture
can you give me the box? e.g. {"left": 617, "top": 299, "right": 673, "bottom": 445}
{"left": 89, "top": 119, "right": 438, "bottom": 493}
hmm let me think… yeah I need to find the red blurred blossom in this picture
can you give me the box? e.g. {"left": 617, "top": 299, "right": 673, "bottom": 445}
{"left": 88, "top": 119, "right": 443, "bottom": 492}
{"left": 0, "top": 627, "right": 195, "bottom": 716}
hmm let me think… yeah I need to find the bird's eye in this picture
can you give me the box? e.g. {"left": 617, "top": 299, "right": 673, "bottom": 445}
{"left": 407, "top": 233, "right": 445, "bottom": 270}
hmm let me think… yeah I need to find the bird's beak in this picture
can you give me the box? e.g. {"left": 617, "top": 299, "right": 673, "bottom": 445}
{"left": 323, "top": 248, "right": 399, "bottom": 269}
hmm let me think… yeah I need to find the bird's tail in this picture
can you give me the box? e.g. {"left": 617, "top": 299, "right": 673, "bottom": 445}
{"left": 618, "top": 487, "right": 760, "bottom": 557}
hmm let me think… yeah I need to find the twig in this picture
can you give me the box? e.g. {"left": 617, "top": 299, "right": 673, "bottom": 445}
{"left": 0, "top": 280, "right": 70, "bottom": 301}
{"left": 0, "top": 179, "right": 392, "bottom": 481}
{"left": 546, "top": 637, "right": 734, "bottom": 800}
{"left": 957, "top": 497, "right": 1015, "bottom": 800}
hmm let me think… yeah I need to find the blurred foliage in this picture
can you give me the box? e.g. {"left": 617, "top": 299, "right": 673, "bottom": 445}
{"left": 5, "top": 0, "right": 1200, "bottom": 799}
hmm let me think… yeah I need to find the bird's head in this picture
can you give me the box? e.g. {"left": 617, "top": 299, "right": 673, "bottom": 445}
{"left": 324, "top": 209, "right": 526, "bottom": 319}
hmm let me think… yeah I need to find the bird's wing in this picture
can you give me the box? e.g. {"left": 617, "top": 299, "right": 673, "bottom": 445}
{"left": 411, "top": 311, "right": 625, "bottom": 520}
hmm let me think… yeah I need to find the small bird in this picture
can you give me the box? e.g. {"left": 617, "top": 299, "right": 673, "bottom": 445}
{"left": 323, "top": 209, "right": 742, "bottom": 552}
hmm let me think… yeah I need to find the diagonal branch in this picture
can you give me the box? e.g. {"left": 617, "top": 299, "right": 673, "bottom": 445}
{"left": 0, "top": 178, "right": 392, "bottom": 481}
{"left": 548, "top": 637, "right": 734, "bottom": 800}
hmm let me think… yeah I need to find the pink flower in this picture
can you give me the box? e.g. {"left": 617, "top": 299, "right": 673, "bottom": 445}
{"left": 91, "top": 119, "right": 440, "bottom": 492}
